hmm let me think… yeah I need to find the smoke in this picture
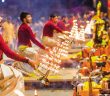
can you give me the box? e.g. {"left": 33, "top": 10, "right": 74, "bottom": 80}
{"left": 0, "top": 0, "right": 107, "bottom": 21}
{"left": 5, "top": 0, "right": 68, "bottom": 21}
{"left": 0, "top": 0, "right": 85, "bottom": 21}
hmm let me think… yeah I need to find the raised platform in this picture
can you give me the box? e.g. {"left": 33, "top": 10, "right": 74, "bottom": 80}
{"left": 24, "top": 68, "right": 77, "bottom": 90}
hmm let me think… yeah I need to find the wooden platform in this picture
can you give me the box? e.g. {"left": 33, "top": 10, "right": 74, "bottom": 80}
{"left": 24, "top": 68, "right": 77, "bottom": 90}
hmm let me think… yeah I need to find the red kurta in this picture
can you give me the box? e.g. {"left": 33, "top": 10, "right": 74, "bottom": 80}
{"left": 0, "top": 35, "right": 28, "bottom": 63}
{"left": 18, "top": 23, "right": 45, "bottom": 49}
{"left": 43, "top": 20, "right": 63, "bottom": 37}
{"left": 67, "top": 19, "right": 74, "bottom": 31}
{"left": 57, "top": 20, "right": 68, "bottom": 31}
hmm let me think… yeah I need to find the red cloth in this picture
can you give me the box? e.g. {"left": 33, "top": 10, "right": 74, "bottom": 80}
{"left": 18, "top": 23, "right": 45, "bottom": 49}
{"left": 43, "top": 20, "right": 63, "bottom": 37}
{"left": 67, "top": 19, "right": 74, "bottom": 31}
{"left": 0, "top": 35, "right": 28, "bottom": 63}
{"left": 57, "top": 20, "right": 68, "bottom": 31}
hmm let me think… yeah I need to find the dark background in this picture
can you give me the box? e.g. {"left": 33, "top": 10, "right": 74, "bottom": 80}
{"left": 0, "top": 0, "right": 107, "bottom": 20}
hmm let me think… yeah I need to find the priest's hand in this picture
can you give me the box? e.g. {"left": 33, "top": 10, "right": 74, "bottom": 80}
{"left": 45, "top": 47, "right": 50, "bottom": 52}
{"left": 28, "top": 60, "right": 37, "bottom": 69}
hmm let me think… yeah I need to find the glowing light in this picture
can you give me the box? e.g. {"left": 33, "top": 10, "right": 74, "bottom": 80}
{"left": 1, "top": 0, "right": 5, "bottom": 3}
{"left": 34, "top": 89, "right": 38, "bottom": 96}
{"left": 14, "top": 90, "right": 24, "bottom": 96}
